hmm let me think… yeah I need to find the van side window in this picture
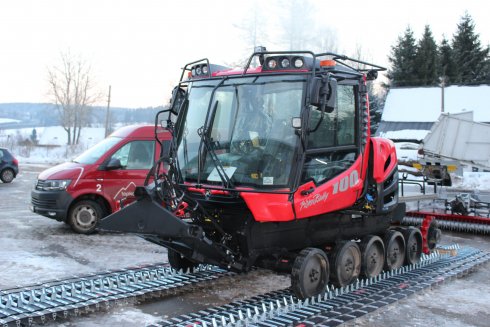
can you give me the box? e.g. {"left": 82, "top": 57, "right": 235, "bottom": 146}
{"left": 110, "top": 141, "right": 155, "bottom": 170}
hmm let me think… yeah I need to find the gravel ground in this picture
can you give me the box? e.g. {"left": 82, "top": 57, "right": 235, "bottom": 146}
{"left": 0, "top": 164, "right": 488, "bottom": 326}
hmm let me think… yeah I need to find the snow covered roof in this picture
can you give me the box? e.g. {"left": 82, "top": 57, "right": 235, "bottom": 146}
{"left": 382, "top": 85, "right": 490, "bottom": 122}
{"left": 378, "top": 129, "right": 430, "bottom": 141}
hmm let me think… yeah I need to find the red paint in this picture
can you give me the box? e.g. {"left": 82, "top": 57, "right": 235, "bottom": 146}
{"left": 294, "top": 157, "right": 364, "bottom": 219}
{"left": 241, "top": 191, "right": 295, "bottom": 222}
{"left": 211, "top": 66, "right": 310, "bottom": 77}
{"left": 370, "top": 137, "right": 397, "bottom": 183}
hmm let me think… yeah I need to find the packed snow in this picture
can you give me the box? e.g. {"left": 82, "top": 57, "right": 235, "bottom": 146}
{"left": 0, "top": 118, "right": 21, "bottom": 124}
{"left": 461, "top": 172, "right": 490, "bottom": 191}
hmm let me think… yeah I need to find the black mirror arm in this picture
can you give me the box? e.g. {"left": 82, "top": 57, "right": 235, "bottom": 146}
{"left": 309, "top": 74, "right": 329, "bottom": 133}
{"left": 309, "top": 103, "right": 325, "bottom": 133}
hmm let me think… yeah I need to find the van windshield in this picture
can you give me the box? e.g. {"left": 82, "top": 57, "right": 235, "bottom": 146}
{"left": 73, "top": 137, "right": 122, "bottom": 164}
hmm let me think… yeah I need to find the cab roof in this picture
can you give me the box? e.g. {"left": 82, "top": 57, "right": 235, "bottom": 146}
{"left": 180, "top": 50, "right": 385, "bottom": 83}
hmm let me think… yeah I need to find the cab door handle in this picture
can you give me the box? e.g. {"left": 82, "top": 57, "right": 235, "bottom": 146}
{"left": 301, "top": 187, "right": 315, "bottom": 196}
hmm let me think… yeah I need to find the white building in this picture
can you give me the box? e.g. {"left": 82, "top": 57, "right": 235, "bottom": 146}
{"left": 377, "top": 85, "right": 490, "bottom": 142}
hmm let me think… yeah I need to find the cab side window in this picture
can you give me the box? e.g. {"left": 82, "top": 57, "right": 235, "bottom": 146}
{"left": 307, "top": 84, "right": 356, "bottom": 149}
{"left": 303, "top": 84, "right": 357, "bottom": 184}
{"left": 110, "top": 141, "right": 155, "bottom": 170}
{"left": 302, "top": 150, "right": 357, "bottom": 184}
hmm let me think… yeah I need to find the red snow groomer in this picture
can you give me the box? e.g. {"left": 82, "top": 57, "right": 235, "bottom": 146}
{"left": 99, "top": 48, "right": 440, "bottom": 299}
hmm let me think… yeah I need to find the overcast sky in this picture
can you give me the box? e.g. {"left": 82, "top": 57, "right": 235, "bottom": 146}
{"left": 0, "top": 0, "right": 488, "bottom": 108}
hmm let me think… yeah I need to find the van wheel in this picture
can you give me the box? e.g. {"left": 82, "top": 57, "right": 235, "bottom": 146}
{"left": 68, "top": 200, "right": 105, "bottom": 234}
{"left": 1, "top": 168, "right": 15, "bottom": 183}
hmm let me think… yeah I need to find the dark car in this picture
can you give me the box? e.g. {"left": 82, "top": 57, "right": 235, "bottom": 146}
{"left": 0, "top": 147, "right": 19, "bottom": 183}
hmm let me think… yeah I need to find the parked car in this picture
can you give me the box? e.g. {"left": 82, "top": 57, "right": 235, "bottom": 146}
{"left": 30, "top": 125, "right": 170, "bottom": 234}
{"left": 0, "top": 147, "right": 19, "bottom": 183}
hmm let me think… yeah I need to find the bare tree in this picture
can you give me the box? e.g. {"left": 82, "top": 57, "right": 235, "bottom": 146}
{"left": 277, "top": 0, "right": 316, "bottom": 50}
{"left": 47, "top": 51, "right": 99, "bottom": 145}
{"left": 276, "top": 0, "right": 339, "bottom": 53}
{"left": 230, "top": 0, "right": 271, "bottom": 68}
{"left": 311, "top": 25, "right": 339, "bottom": 53}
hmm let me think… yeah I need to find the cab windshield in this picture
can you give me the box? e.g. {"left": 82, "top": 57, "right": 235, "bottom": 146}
{"left": 176, "top": 76, "right": 305, "bottom": 188}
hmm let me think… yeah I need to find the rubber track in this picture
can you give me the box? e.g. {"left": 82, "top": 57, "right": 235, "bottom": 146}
{"left": 0, "top": 264, "right": 231, "bottom": 326}
{"left": 151, "top": 245, "right": 489, "bottom": 327}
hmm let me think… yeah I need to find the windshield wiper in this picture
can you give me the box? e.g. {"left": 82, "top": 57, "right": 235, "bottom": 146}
{"left": 197, "top": 100, "right": 235, "bottom": 189}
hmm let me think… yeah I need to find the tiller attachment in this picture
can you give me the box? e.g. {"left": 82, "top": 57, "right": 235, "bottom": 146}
{"left": 98, "top": 187, "right": 238, "bottom": 270}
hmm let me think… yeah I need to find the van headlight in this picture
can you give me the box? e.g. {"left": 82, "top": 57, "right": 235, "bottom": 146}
{"left": 40, "top": 179, "right": 72, "bottom": 191}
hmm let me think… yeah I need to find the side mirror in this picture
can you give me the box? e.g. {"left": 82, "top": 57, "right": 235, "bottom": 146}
{"left": 309, "top": 77, "right": 322, "bottom": 106}
{"left": 105, "top": 158, "right": 122, "bottom": 170}
{"left": 169, "top": 86, "right": 186, "bottom": 115}
{"left": 309, "top": 77, "right": 337, "bottom": 113}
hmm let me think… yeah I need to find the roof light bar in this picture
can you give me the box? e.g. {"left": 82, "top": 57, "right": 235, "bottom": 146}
{"left": 190, "top": 63, "right": 210, "bottom": 78}
{"left": 186, "top": 63, "right": 231, "bottom": 80}
{"left": 262, "top": 55, "right": 308, "bottom": 71}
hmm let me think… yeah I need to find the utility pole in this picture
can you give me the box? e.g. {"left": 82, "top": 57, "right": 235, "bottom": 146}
{"left": 104, "top": 85, "right": 111, "bottom": 137}
{"left": 440, "top": 76, "right": 446, "bottom": 113}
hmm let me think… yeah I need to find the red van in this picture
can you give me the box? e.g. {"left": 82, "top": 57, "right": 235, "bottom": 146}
{"left": 30, "top": 125, "right": 170, "bottom": 234}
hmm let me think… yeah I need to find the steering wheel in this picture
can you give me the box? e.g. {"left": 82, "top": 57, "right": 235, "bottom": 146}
{"left": 231, "top": 139, "right": 255, "bottom": 155}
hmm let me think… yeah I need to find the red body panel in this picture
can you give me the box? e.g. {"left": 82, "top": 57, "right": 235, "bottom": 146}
{"left": 235, "top": 156, "right": 367, "bottom": 223}
{"left": 241, "top": 192, "right": 295, "bottom": 222}
{"left": 294, "top": 156, "right": 364, "bottom": 219}
{"left": 370, "top": 137, "right": 397, "bottom": 183}
{"left": 211, "top": 66, "right": 310, "bottom": 77}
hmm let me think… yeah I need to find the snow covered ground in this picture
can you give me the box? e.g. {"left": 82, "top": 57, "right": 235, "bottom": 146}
{"left": 0, "top": 163, "right": 489, "bottom": 326}
{"left": 0, "top": 126, "right": 106, "bottom": 164}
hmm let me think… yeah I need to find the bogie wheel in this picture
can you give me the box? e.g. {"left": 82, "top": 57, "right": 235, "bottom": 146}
{"left": 68, "top": 200, "right": 106, "bottom": 234}
{"left": 291, "top": 248, "right": 329, "bottom": 299}
{"left": 359, "top": 235, "right": 385, "bottom": 279}
{"left": 167, "top": 249, "right": 198, "bottom": 273}
{"left": 0, "top": 168, "right": 15, "bottom": 183}
{"left": 383, "top": 230, "right": 406, "bottom": 271}
{"left": 402, "top": 227, "right": 423, "bottom": 265}
{"left": 330, "top": 241, "right": 361, "bottom": 287}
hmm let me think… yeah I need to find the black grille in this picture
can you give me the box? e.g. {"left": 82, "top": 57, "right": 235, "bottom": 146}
{"left": 31, "top": 196, "right": 57, "bottom": 209}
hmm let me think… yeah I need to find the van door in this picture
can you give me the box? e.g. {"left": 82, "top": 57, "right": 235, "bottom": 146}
{"left": 102, "top": 140, "right": 156, "bottom": 210}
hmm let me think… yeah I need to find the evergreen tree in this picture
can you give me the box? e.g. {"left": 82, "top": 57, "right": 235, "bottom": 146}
{"left": 368, "top": 89, "right": 382, "bottom": 135}
{"left": 414, "top": 25, "right": 439, "bottom": 86}
{"left": 388, "top": 26, "right": 418, "bottom": 86}
{"left": 451, "top": 12, "right": 490, "bottom": 84}
{"left": 438, "top": 36, "right": 457, "bottom": 84}
{"left": 30, "top": 128, "right": 38, "bottom": 144}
